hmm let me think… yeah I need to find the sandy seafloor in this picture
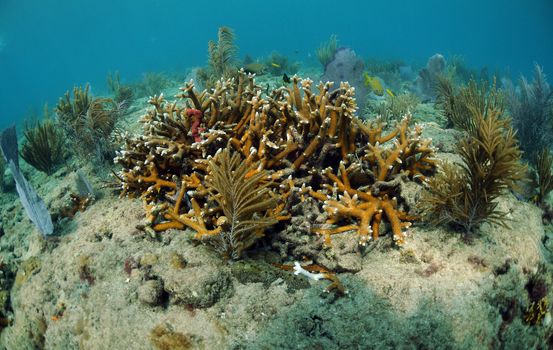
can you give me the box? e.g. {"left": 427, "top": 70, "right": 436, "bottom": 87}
{"left": 0, "top": 72, "right": 552, "bottom": 349}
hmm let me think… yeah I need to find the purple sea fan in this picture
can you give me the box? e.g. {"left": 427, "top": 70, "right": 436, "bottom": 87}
{"left": 321, "top": 47, "right": 369, "bottom": 109}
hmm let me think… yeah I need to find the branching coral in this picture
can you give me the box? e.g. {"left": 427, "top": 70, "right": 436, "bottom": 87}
{"left": 311, "top": 115, "right": 435, "bottom": 245}
{"left": 115, "top": 70, "right": 437, "bottom": 256}
{"left": 21, "top": 117, "right": 66, "bottom": 175}
{"left": 421, "top": 109, "right": 526, "bottom": 236}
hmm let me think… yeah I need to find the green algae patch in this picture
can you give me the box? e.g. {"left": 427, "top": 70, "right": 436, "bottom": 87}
{"left": 150, "top": 323, "right": 195, "bottom": 350}
{"left": 230, "top": 260, "right": 310, "bottom": 292}
{"left": 14, "top": 256, "right": 41, "bottom": 287}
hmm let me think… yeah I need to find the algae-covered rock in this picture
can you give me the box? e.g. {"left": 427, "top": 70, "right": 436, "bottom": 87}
{"left": 160, "top": 261, "right": 233, "bottom": 308}
{"left": 230, "top": 260, "right": 310, "bottom": 292}
{"left": 14, "top": 256, "right": 41, "bottom": 287}
{"left": 140, "top": 252, "right": 158, "bottom": 267}
{"left": 138, "top": 279, "right": 164, "bottom": 306}
{"left": 0, "top": 291, "right": 8, "bottom": 311}
{"left": 245, "top": 279, "right": 457, "bottom": 349}
{"left": 168, "top": 252, "right": 187, "bottom": 269}
{"left": 150, "top": 323, "right": 194, "bottom": 350}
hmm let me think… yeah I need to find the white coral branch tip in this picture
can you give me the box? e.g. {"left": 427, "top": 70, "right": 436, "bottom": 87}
{"left": 293, "top": 262, "right": 324, "bottom": 281}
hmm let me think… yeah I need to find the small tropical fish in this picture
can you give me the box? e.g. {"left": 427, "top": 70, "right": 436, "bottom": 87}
{"left": 363, "top": 72, "right": 384, "bottom": 96}
{"left": 243, "top": 62, "right": 265, "bottom": 75}
{"left": 386, "top": 88, "right": 395, "bottom": 97}
{"left": 271, "top": 62, "right": 281, "bottom": 68}
{"left": 283, "top": 73, "right": 291, "bottom": 83}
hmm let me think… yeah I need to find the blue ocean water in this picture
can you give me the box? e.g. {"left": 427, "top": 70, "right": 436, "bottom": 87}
{"left": 0, "top": 0, "right": 551, "bottom": 129}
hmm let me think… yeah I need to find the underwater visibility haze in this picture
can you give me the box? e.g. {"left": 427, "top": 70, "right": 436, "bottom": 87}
{"left": 0, "top": 0, "right": 552, "bottom": 127}
{"left": 0, "top": 0, "right": 552, "bottom": 349}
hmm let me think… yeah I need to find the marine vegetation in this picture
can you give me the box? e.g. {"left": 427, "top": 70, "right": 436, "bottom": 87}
{"left": 506, "top": 64, "right": 553, "bottom": 160}
{"left": 200, "top": 148, "right": 278, "bottom": 259}
{"left": 416, "top": 53, "right": 446, "bottom": 101}
{"left": 435, "top": 75, "right": 504, "bottom": 132}
{"left": 365, "top": 58, "right": 404, "bottom": 76}
{"left": 446, "top": 55, "right": 478, "bottom": 84}
{"left": 316, "top": 34, "right": 338, "bottom": 68}
{"left": 0, "top": 150, "right": 6, "bottom": 191}
{"left": 264, "top": 51, "right": 299, "bottom": 76}
{"left": 21, "top": 115, "right": 66, "bottom": 175}
{"left": 523, "top": 270, "right": 550, "bottom": 326}
{"left": 114, "top": 70, "right": 437, "bottom": 259}
{"left": 133, "top": 72, "right": 170, "bottom": 98}
{"left": 531, "top": 148, "right": 553, "bottom": 207}
{"left": 0, "top": 126, "right": 54, "bottom": 235}
{"left": 421, "top": 108, "right": 526, "bottom": 236}
{"left": 196, "top": 27, "right": 238, "bottom": 89}
{"left": 106, "top": 71, "right": 134, "bottom": 108}
{"left": 364, "top": 92, "right": 420, "bottom": 123}
{"left": 484, "top": 263, "right": 553, "bottom": 349}
{"left": 55, "top": 84, "right": 120, "bottom": 161}
{"left": 365, "top": 57, "right": 403, "bottom": 89}
{"left": 245, "top": 280, "right": 457, "bottom": 349}
{"left": 150, "top": 323, "right": 193, "bottom": 350}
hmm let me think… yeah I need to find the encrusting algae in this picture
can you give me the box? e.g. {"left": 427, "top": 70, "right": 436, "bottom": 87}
{"left": 114, "top": 69, "right": 437, "bottom": 257}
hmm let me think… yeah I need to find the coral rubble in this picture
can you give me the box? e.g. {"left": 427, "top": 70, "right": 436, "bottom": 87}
{"left": 115, "top": 70, "right": 436, "bottom": 258}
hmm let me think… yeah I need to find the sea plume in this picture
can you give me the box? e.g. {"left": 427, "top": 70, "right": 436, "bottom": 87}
{"left": 421, "top": 109, "right": 526, "bottom": 236}
{"left": 201, "top": 148, "right": 277, "bottom": 259}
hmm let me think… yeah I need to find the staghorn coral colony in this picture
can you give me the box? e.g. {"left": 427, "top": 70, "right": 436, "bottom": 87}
{"left": 114, "top": 70, "right": 437, "bottom": 256}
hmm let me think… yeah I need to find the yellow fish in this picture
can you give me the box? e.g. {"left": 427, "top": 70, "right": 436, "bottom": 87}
{"left": 363, "top": 72, "right": 384, "bottom": 96}
{"left": 271, "top": 62, "right": 281, "bottom": 68}
{"left": 386, "top": 88, "right": 395, "bottom": 97}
